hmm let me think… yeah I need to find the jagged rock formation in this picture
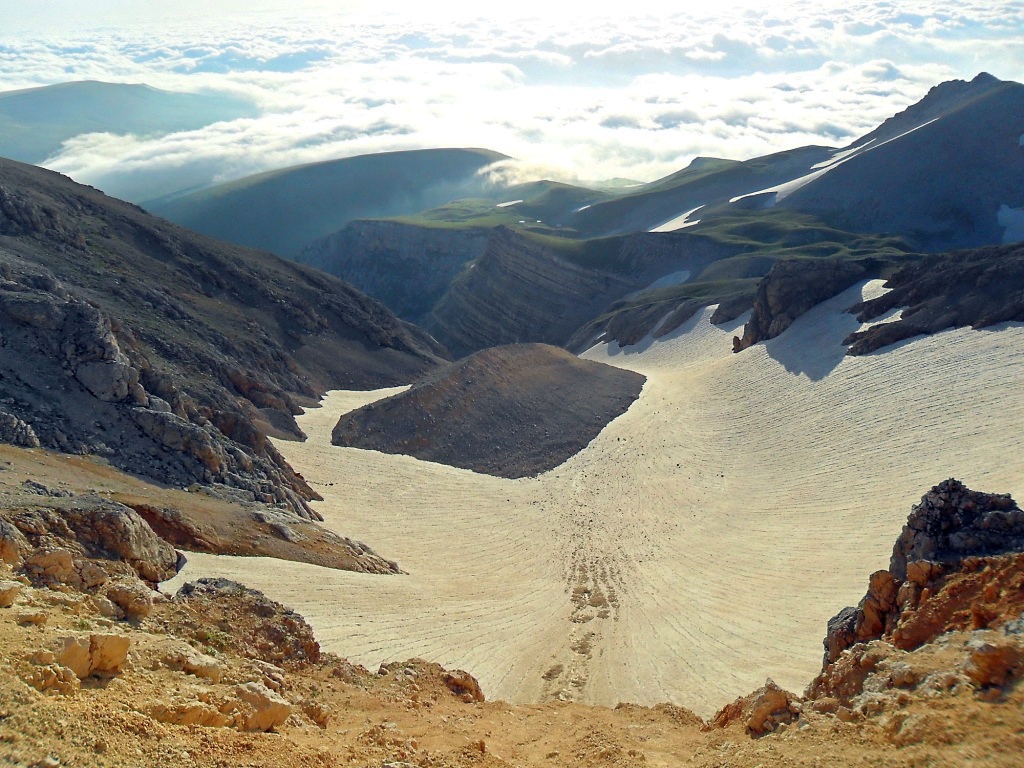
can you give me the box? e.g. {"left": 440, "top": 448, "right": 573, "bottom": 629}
{"left": 818, "top": 479, "right": 1024, "bottom": 667}
{"left": 332, "top": 344, "right": 645, "bottom": 478}
{"left": 732, "top": 257, "right": 884, "bottom": 352}
{"left": 297, "top": 220, "right": 490, "bottom": 324}
{"left": 0, "top": 158, "right": 445, "bottom": 517}
{"left": 844, "top": 243, "right": 1024, "bottom": 355}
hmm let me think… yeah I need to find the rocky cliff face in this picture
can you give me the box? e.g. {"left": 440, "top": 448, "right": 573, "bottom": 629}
{"left": 731, "top": 257, "right": 883, "bottom": 352}
{"left": 0, "top": 158, "right": 445, "bottom": 517}
{"left": 297, "top": 220, "right": 490, "bottom": 325}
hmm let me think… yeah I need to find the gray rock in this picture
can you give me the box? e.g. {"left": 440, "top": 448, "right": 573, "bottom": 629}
{"left": 75, "top": 360, "right": 145, "bottom": 404}
{"left": 0, "top": 410, "right": 40, "bottom": 448}
{"left": 889, "top": 479, "right": 1024, "bottom": 581}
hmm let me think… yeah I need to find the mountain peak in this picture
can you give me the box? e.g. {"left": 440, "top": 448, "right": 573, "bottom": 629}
{"left": 849, "top": 71, "right": 1015, "bottom": 151}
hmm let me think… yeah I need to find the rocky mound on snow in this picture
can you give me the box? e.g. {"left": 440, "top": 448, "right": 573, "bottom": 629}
{"left": 845, "top": 243, "right": 1024, "bottom": 355}
{"left": 332, "top": 343, "right": 645, "bottom": 478}
{"left": 820, "top": 479, "right": 1024, "bottom": 667}
{"left": 0, "top": 158, "right": 444, "bottom": 518}
{"left": 710, "top": 478, "right": 1024, "bottom": 739}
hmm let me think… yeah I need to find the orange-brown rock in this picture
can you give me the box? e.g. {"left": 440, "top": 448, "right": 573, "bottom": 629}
{"left": 443, "top": 669, "right": 485, "bottom": 703}
{"left": 708, "top": 679, "right": 801, "bottom": 735}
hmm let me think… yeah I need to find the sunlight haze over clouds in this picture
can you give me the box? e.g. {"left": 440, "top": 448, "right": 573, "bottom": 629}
{"left": 2, "top": 0, "right": 1022, "bottom": 197}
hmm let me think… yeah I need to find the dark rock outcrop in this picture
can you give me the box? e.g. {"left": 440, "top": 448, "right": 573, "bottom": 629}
{"left": 732, "top": 258, "right": 877, "bottom": 352}
{"left": 889, "top": 479, "right": 1024, "bottom": 580}
{"left": 819, "top": 479, "right": 1024, "bottom": 668}
{"left": 332, "top": 343, "right": 645, "bottom": 478}
{"left": 844, "top": 243, "right": 1024, "bottom": 355}
{"left": 0, "top": 158, "right": 445, "bottom": 517}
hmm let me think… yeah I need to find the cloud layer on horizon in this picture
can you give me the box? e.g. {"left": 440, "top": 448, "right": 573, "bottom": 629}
{"left": 1, "top": 0, "right": 1022, "bottom": 199}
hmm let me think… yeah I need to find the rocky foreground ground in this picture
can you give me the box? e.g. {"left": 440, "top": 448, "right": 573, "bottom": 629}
{"left": 0, "top": 478, "right": 1022, "bottom": 767}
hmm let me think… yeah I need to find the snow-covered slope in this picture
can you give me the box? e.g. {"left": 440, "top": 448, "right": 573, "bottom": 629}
{"left": 166, "top": 281, "right": 1024, "bottom": 718}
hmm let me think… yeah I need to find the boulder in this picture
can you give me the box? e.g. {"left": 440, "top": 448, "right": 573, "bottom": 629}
{"left": 0, "top": 410, "right": 40, "bottom": 448}
{"left": 963, "top": 642, "right": 1022, "bottom": 689}
{"left": 75, "top": 360, "right": 146, "bottom": 404}
{"left": 105, "top": 579, "right": 155, "bottom": 621}
{"left": 64, "top": 498, "right": 179, "bottom": 583}
{"left": 233, "top": 681, "right": 292, "bottom": 732}
{"left": 55, "top": 635, "right": 92, "bottom": 679}
{"left": 23, "top": 548, "right": 76, "bottom": 586}
{"left": 709, "top": 678, "right": 800, "bottom": 735}
{"left": 744, "top": 679, "right": 799, "bottom": 736}
{"left": 0, "top": 579, "right": 23, "bottom": 607}
{"left": 148, "top": 701, "right": 230, "bottom": 728}
{"left": 181, "top": 649, "right": 223, "bottom": 684}
{"left": 0, "top": 518, "right": 28, "bottom": 565}
{"left": 444, "top": 670, "right": 485, "bottom": 703}
{"left": 88, "top": 633, "right": 132, "bottom": 675}
{"left": 53, "top": 633, "right": 131, "bottom": 679}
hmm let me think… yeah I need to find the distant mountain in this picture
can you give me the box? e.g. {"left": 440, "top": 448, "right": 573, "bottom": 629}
{"left": 0, "top": 80, "right": 256, "bottom": 164}
{"left": 773, "top": 73, "right": 1024, "bottom": 250}
{"left": 567, "top": 147, "right": 833, "bottom": 237}
{"left": 0, "top": 157, "right": 444, "bottom": 516}
{"left": 570, "top": 74, "right": 1024, "bottom": 253}
{"left": 147, "top": 148, "right": 510, "bottom": 257}
{"left": 302, "top": 73, "right": 1022, "bottom": 358}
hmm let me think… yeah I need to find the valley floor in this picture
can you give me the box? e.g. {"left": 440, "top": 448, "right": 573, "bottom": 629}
{"left": 166, "top": 280, "right": 1024, "bottom": 718}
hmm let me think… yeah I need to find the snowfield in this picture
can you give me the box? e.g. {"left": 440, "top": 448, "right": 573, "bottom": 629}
{"left": 166, "top": 281, "right": 1024, "bottom": 717}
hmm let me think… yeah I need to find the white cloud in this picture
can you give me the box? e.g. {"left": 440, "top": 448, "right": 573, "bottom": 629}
{"left": 1, "top": 1, "right": 1021, "bottom": 197}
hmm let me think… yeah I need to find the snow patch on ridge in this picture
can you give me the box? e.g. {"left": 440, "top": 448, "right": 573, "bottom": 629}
{"left": 998, "top": 204, "right": 1024, "bottom": 243}
{"left": 625, "top": 270, "right": 691, "bottom": 299}
{"left": 650, "top": 206, "right": 704, "bottom": 232}
{"left": 730, "top": 118, "right": 940, "bottom": 207}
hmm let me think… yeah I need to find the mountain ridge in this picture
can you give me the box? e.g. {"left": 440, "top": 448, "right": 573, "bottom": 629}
{"left": 0, "top": 156, "right": 445, "bottom": 517}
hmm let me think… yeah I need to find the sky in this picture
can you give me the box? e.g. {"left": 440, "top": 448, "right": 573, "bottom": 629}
{"left": 2, "top": 0, "right": 1022, "bottom": 196}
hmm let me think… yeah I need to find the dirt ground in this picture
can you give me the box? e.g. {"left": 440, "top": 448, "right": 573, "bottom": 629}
{"left": 1, "top": 568, "right": 1022, "bottom": 768}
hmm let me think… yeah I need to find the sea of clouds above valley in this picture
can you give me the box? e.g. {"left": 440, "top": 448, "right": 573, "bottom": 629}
{"left": 2, "top": 0, "right": 1023, "bottom": 198}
